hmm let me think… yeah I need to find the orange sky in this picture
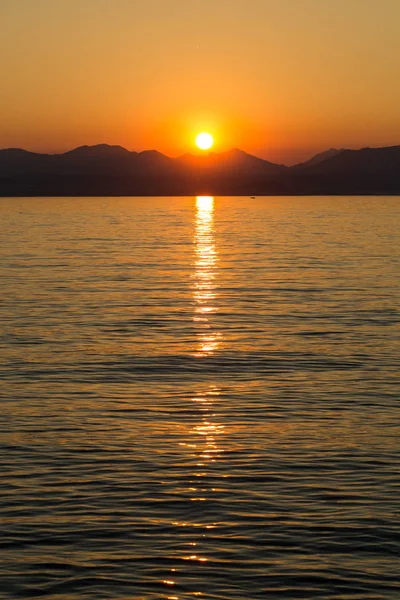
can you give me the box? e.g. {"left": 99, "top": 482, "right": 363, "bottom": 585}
{"left": 1, "top": 0, "right": 400, "bottom": 164}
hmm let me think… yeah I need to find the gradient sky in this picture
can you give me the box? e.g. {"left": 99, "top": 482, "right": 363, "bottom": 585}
{"left": 1, "top": 0, "right": 400, "bottom": 164}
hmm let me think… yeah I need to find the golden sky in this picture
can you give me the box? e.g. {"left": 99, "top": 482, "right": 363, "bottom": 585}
{"left": 1, "top": 0, "right": 400, "bottom": 164}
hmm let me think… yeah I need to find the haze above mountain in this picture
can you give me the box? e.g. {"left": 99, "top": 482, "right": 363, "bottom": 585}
{"left": 0, "top": 144, "right": 399, "bottom": 196}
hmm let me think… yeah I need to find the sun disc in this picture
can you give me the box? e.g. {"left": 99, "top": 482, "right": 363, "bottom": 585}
{"left": 196, "top": 132, "right": 214, "bottom": 150}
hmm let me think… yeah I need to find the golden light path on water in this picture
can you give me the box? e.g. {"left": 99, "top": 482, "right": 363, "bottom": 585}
{"left": 192, "top": 195, "right": 224, "bottom": 484}
{"left": 193, "top": 196, "right": 222, "bottom": 357}
{"left": 164, "top": 197, "right": 226, "bottom": 597}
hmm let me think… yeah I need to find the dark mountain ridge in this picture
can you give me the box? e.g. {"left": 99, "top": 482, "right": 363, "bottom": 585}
{"left": 178, "top": 148, "right": 286, "bottom": 174}
{"left": 0, "top": 143, "right": 399, "bottom": 196}
{"left": 293, "top": 148, "right": 344, "bottom": 169}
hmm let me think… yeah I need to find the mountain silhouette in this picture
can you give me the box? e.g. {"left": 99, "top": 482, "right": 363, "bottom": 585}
{"left": 0, "top": 144, "right": 399, "bottom": 196}
{"left": 293, "top": 148, "right": 344, "bottom": 169}
{"left": 299, "top": 145, "right": 400, "bottom": 175}
{"left": 287, "top": 145, "right": 400, "bottom": 194}
{"left": 63, "top": 144, "right": 133, "bottom": 157}
{"left": 178, "top": 148, "right": 286, "bottom": 176}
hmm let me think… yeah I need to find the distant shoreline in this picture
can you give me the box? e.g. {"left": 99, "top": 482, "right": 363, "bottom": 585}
{"left": 1, "top": 144, "right": 400, "bottom": 196}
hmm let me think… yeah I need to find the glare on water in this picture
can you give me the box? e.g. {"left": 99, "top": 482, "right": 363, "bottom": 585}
{"left": 193, "top": 196, "right": 222, "bottom": 357}
{"left": 165, "top": 197, "right": 226, "bottom": 592}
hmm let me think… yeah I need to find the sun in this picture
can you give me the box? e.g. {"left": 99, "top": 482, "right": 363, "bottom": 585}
{"left": 196, "top": 132, "right": 214, "bottom": 150}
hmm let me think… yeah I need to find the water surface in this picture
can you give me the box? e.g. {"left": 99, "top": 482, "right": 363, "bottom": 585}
{"left": 1, "top": 196, "right": 399, "bottom": 599}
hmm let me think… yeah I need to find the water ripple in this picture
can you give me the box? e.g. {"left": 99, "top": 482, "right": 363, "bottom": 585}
{"left": 0, "top": 196, "right": 399, "bottom": 599}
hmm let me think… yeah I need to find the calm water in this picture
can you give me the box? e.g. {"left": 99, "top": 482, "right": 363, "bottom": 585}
{"left": 1, "top": 196, "right": 399, "bottom": 600}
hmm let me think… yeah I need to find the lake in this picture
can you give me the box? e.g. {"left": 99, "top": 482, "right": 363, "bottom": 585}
{"left": 1, "top": 196, "right": 399, "bottom": 599}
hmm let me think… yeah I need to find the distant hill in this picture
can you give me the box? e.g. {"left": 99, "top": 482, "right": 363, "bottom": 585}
{"left": 0, "top": 143, "right": 399, "bottom": 195}
{"left": 63, "top": 144, "right": 133, "bottom": 157}
{"left": 293, "top": 148, "right": 344, "bottom": 169}
{"left": 302, "top": 145, "right": 400, "bottom": 175}
{"left": 0, "top": 148, "right": 52, "bottom": 175}
{"left": 178, "top": 148, "right": 286, "bottom": 176}
{"left": 286, "top": 145, "right": 400, "bottom": 195}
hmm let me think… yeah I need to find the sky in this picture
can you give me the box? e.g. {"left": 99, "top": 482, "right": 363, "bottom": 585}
{"left": 0, "top": 0, "right": 400, "bottom": 164}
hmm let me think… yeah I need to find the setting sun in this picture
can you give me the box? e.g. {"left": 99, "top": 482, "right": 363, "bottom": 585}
{"left": 196, "top": 132, "right": 214, "bottom": 150}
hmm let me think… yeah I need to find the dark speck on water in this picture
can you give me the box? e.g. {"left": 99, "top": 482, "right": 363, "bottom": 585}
{"left": 0, "top": 195, "right": 399, "bottom": 599}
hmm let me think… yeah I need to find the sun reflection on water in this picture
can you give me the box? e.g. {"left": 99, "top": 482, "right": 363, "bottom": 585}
{"left": 163, "top": 198, "right": 226, "bottom": 596}
{"left": 193, "top": 196, "right": 221, "bottom": 356}
{"left": 192, "top": 197, "right": 224, "bottom": 483}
